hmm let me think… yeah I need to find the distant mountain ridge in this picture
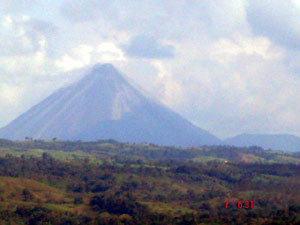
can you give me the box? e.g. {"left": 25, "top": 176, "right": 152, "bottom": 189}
{"left": 0, "top": 64, "right": 220, "bottom": 146}
{"left": 2, "top": 63, "right": 300, "bottom": 151}
{"left": 224, "top": 133, "right": 300, "bottom": 152}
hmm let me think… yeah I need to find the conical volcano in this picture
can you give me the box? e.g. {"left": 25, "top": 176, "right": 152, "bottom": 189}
{"left": 0, "top": 64, "right": 220, "bottom": 146}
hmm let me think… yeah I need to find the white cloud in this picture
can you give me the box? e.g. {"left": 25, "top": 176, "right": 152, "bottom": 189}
{"left": 55, "top": 42, "right": 127, "bottom": 72}
{"left": 0, "top": 83, "right": 21, "bottom": 105}
{"left": 210, "top": 35, "right": 283, "bottom": 66}
{"left": 0, "top": 15, "right": 56, "bottom": 76}
{"left": 55, "top": 44, "right": 94, "bottom": 72}
{"left": 0, "top": 0, "right": 37, "bottom": 13}
{"left": 96, "top": 42, "right": 127, "bottom": 62}
{"left": 1, "top": 0, "right": 300, "bottom": 139}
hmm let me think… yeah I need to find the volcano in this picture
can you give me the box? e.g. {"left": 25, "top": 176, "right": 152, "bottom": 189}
{"left": 0, "top": 64, "right": 220, "bottom": 146}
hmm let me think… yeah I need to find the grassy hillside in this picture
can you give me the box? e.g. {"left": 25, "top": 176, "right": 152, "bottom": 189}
{"left": 1, "top": 139, "right": 300, "bottom": 164}
{"left": 0, "top": 139, "right": 300, "bottom": 224}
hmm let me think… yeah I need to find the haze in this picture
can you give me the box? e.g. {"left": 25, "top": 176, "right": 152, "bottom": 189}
{"left": 1, "top": 0, "right": 300, "bottom": 139}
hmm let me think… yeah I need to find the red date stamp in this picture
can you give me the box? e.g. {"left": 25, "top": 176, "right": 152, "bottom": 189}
{"left": 225, "top": 201, "right": 253, "bottom": 208}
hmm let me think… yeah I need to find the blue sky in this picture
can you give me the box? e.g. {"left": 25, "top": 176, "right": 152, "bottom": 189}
{"left": 1, "top": 0, "right": 300, "bottom": 138}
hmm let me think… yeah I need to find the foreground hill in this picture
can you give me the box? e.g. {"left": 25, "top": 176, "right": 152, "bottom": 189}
{"left": 225, "top": 133, "right": 300, "bottom": 152}
{"left": 0, "top": 140, "right": 300, "bottom": 224}
{"left": 0, "top": 64, "right": 220, "bottom": 146}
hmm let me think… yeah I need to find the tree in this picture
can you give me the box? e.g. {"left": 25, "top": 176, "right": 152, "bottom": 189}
{"left": 22, "top": 189, "right": 34, "bottom": 202}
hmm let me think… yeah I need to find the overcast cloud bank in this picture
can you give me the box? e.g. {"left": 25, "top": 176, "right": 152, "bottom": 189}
{"left": 1, "top": 0, "right": 300, "bottom": 138}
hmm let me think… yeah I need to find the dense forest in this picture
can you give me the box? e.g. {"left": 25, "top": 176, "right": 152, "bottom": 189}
{"left": 0, "top": 139, "right": 300, "bottom": 224}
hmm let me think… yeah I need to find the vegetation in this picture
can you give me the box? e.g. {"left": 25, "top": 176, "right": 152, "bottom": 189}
{"left": 0, "top": 139, "right": 300, "bottom": 224}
